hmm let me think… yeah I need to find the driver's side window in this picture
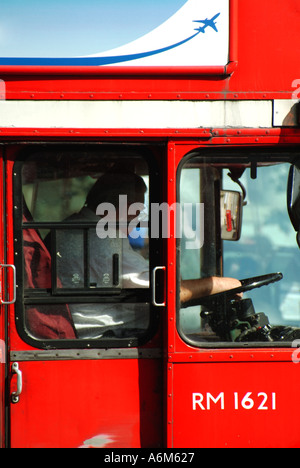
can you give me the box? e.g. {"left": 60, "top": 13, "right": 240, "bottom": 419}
{"left": 178, "top": 154, "right": 300, "bottom": 346}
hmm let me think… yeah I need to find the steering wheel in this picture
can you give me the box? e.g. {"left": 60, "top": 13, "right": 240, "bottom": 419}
{"left": 182, "top": 272, "right": 283, "bottom": 309}
{"left": 212, "top": 272, "right": 283, "bottom": 299}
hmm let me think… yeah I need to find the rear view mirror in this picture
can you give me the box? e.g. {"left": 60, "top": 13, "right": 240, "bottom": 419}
{"left": 287, "top": 164, "right": 300, "bottom": 247}
{"left": 220, "top": 190, "right": 243, "bottom": 241}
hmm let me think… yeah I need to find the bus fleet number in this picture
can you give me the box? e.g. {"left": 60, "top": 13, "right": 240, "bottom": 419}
{"left": 193, "top": 392, "right": 277, "bottom": 411}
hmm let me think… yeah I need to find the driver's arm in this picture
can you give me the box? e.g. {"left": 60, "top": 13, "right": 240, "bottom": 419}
{"left": 180, "top": 277, "right": 242, "bottom": 303}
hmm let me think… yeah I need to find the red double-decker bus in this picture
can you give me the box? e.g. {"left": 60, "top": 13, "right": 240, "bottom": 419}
{"left": 1, "top": 0, "right": 300, "bottom": 448}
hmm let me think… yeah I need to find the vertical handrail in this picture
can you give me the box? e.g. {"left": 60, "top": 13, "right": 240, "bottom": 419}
{"left": 0, "top": 264, "right": 16, "bottom": 305}
{"left": 152, "top": 266, "right": 166, "bottom": 307}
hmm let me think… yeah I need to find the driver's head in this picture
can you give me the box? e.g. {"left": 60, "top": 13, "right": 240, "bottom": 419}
{"left": 85, "top": 171, "right": 147, "bottom": 212}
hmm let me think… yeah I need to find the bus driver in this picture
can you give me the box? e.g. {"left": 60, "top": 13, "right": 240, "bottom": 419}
{"left": 56, "top": 172, "right": 242, "bottom": 339}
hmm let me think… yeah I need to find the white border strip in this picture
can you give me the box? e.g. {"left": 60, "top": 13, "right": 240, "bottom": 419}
{"left": 0, "top": 100, "right": 273, "bottom": 129}
{"left": 273, "top": 99, "right": 299, "bottom": 127}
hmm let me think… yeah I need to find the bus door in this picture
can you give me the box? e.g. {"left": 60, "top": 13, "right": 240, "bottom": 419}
{"left": 7, "top": 144, "right": 164, "bottom": 448}
{"left": 167, "top": 145, "right": 300, "bottom": 448}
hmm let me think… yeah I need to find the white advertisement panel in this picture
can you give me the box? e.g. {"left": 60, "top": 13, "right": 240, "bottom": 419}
{"left": 0, "top": 0, "right": 229, "bottom": 68}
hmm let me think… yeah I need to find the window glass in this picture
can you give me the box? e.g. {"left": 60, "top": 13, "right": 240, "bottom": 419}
{"left": 179, "top": 154, "right": 300, "bottom": 346}
{"left": 223, "top": 164, "right": 298, "bottom": 326}
{"left": 20, "top": 149, "right": 152, "bottom": 345}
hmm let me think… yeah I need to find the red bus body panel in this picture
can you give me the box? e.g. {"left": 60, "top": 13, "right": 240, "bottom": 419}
{"left": 0, "top": 0, "right": 297, "bottom": 102}
{"left": 1, "top": 0, "right": 300, "bottom": 448}
{"left": 10, "top": 359, "right": 162, "bottom": 449}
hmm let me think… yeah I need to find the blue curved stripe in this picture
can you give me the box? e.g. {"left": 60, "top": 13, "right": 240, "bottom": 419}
{"left": 0, "top": 31, "right": 201, "bottom": 66}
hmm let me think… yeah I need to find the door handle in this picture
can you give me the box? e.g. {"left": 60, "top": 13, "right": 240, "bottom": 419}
{"left": 11, "top": 362, "right": 22, "bottom": 404}
{"left": 0, "top": 264, "right": 16, "bottom": 305}
{"left": 152, "top": 266, "right": 166, "bottom": 307}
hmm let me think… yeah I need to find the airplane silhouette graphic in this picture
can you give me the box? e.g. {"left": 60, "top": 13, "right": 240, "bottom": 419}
{"left": 193, "top": 13, "right": 220, "bottom": 33}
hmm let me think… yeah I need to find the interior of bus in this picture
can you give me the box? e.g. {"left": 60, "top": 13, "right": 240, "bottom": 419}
{"left": 15, "top": 145, "right": 300, "bottom": 348}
